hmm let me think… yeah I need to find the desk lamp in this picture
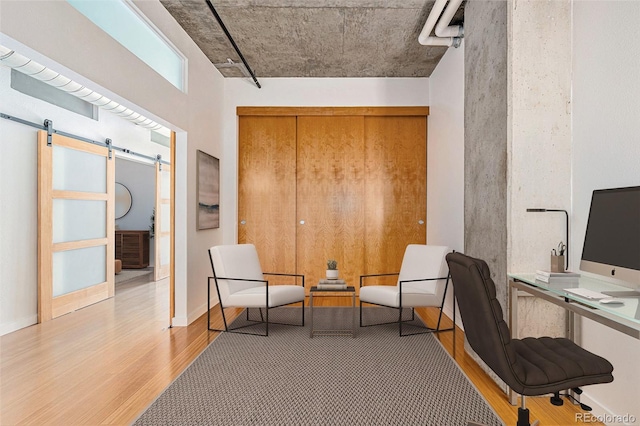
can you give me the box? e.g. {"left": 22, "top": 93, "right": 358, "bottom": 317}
{"left": 526, "top": 208, "right": 569, "bottom": 270}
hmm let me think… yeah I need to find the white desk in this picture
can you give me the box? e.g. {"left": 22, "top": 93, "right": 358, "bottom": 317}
{"left": 507, "top": 273, "right": 640, "bottom": 404}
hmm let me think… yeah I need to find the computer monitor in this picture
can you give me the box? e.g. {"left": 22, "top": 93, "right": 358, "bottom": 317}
{"left": 580, "top": 185, "right": 640, "bottom": 288}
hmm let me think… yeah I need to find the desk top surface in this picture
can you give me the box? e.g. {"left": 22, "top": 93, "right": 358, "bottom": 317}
{"left": 509, "top": 273, "right": 640, "bottom": 326}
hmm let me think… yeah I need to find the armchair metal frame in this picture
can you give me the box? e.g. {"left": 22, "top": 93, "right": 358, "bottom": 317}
{"left": 207, "top": 268, "right": 305, "bottom": 337}
{"left": 359, "top": 272, "right": 455, "bottom": 337}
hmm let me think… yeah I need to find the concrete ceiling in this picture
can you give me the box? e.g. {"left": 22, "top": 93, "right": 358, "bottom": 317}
{"left": 160, "top": 0, "right": 465, "bottom": 79}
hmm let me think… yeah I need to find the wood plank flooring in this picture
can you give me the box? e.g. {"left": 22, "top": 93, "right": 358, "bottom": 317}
{"left": 0, "top": 278, "right": 600, "bottom": 425}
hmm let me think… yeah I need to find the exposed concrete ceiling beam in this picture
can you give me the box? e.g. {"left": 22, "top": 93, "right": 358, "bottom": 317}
{"left": 160, "top": 0, "right": 464, "bottom": 78}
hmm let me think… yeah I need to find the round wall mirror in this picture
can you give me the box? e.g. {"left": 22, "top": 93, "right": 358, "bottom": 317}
{"left": 115, "top": 182, "right": 132, "bottom": 219}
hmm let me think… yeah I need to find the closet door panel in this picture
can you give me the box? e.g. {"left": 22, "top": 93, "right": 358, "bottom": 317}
{"left": 238, "top": 116, "right": 297, "bottom": 281}
{"left": 364, "top": 116, "right": 427, "bottom": 280}
{"left": 296, "top": 116, "right": 365, "bottom": 291}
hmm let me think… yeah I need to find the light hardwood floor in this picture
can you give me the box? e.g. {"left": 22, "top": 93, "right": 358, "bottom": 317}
{"left": 0, "top": 278, "right": 601, "bottom": 425}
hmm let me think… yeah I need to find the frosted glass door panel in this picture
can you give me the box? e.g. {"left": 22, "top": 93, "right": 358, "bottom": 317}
{"left": 160, "top": 204, "right": 171, "bottom": 232}
{"left": 160, "top": 235, "right": 170, "bottom": 265}
{"left": 53, "top": 145, "right": 106, "bottom": 192}
{"left": 53, "top": 199, "right": 106, "bottom": 243}
{"left": 161, "top": 170, "right": 170, "bottom": 198}
{"left": 53, "top": 245, "right": 106, "bottom": 297}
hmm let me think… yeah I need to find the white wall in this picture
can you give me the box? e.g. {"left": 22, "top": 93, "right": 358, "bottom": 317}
{"left": 0, "top": 65, "right": 165, "bottom": 335}
{"left": 572, "top": 1, "right": 640, "bottom": 421}
{"left": 427, "top": 43, "right": 465, "bottom": 254}
{"left": 115, "top": 158, "right": 156, "bottom": 233}
{"left": 427, "top": 41, "right": 465, "bottom": 324}
{"left": 115, "top": 158, "right": 156, "bottom": 267}
{"left": 1, "top": 0, "right": 225, "bottom": 328}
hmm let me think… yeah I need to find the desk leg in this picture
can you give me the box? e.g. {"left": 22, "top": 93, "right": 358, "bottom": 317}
{"left": 508, "top": 280, "right": 518, "bottom": 406}
{"left": 567, "top": 308, "right": 581, "bottom": 404}
{"left": 567, "top": 309, "right": 576, "bottom": 342}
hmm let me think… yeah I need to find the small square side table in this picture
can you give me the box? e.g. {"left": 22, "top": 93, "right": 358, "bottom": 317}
{"left": 309, "top": 285, "right": 356, "bottom": 338}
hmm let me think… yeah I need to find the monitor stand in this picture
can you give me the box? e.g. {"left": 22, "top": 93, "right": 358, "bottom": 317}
{"left": 602, "top": 290, "right": 640, "bottom": 298}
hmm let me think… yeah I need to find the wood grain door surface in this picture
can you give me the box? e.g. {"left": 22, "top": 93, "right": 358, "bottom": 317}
{"left": 363, "top": 116, "right": 427, "bottom": 283}
{"left": 296, "top": 116, "right": 366, "bottom": 291}
{"left": 238, "top": 109, "right": 427, "bottom": 292}
{"left": 238, "top": 116, "right": 297, "bottom": 284}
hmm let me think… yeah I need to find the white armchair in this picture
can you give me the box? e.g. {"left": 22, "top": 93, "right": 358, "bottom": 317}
{"left": 359, "top": 244, "right": 452, "bottom": 336}
{"left": 208, "top": 244, "right": 305, "bottom": 336}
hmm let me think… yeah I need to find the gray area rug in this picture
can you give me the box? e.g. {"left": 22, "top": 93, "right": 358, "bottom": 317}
{"left": 135, "top": 307, "right": 504, "bottom": 426}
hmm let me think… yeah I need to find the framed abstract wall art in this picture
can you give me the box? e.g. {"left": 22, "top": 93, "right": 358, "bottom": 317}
{"left": 196, "top": 150, "right": 220, "bottom": 230}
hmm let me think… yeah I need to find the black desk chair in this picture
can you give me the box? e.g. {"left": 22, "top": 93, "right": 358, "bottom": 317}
{"left": 446, "top": 252, "right": 614, "bottom": 426}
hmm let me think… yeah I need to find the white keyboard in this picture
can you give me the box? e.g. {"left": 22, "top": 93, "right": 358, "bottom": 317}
{"left": 563, "top": 287, "right": 609, "bottom": 300}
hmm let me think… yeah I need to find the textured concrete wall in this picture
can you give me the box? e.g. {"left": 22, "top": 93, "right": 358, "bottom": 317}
{"left": 508, "top": 0, "right": 571, "bottom": 339}
{"left": 463, "top": 0, "right": 508, "bottom": 388}
{"left": 464, "top": 2, "right": 508, "bottom": 303}
{"left": 464, "top": 0, "right": 574, "bottom": 392}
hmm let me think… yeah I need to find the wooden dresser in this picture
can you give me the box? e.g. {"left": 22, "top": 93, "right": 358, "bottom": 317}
{"left": 115, "top": 230, "right": 150, "bottom": 269}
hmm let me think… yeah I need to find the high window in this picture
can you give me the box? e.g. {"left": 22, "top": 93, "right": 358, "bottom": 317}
{"left": 67, "top": 0, "right": 186, "bottom": 91}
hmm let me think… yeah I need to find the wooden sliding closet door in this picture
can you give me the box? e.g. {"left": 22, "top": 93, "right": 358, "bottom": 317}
{"left": 238, "top": 116, "right": 297, "bottom": 280}
{"left": 364, "top": 116, "right": 427, "bottom": 279}
{"left": 296, "top": 116, "right": 366, "bottom": 290}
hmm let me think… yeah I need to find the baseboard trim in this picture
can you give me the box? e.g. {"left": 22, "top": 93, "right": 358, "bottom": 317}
{"left": 580, "top": 392, "right": 634, "bottom": 425}
{"left": 0, "top": 315, "right": 38, "bottom": 336}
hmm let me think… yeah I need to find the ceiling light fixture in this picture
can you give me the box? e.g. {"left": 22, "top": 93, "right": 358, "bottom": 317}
{"left": 0, "top": 44, "right": 166, "bottom": 132}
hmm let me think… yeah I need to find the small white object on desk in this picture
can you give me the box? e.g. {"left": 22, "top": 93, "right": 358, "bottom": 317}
{"left": 535, "top": 270, "right": 581, "bottom": 284}
{"left": 600, "top": 298, "right": 624, "bottom": 305}
{"left": 563, "top": 287, "right": 609, "bottom": 300}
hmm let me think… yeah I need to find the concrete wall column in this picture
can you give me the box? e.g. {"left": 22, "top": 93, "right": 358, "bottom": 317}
{"left": 464, "top": 0, "right": 508, "bottom": 317}
{"left": 463, "top": 0, "right": 571, "bottom": 388}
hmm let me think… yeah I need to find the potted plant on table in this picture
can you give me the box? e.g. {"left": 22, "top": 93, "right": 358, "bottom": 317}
{"left": 326, "top": 259, "right": 339, "bottom": 280}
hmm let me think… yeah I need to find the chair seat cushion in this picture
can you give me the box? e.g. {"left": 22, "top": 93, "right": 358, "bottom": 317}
{"left": 226, "top": 285, "right": 304, "bottom": 308}
{"left": 511, "top": 337, "right": 614, "bottom": 395}
{"left": 359, "top": 285, "right": 441, "bottom": 308}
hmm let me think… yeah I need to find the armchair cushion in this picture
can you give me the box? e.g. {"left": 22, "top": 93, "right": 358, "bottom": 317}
{"left": 210, "top": 244, "right": 266, "bottom": 304}
{"left": 359, "top": 285, "right": 442, "bottom": 308}
{"left": 227, "top": 285, "right": 305, "bottom": 308}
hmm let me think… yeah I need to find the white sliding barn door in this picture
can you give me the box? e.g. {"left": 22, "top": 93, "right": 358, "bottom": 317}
{"left": 38, "top": 130, "right": 114, "bottom": 322}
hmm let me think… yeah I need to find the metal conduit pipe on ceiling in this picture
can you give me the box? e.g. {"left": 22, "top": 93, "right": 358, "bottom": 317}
{"left": 0, "top": 44, "right": 166, "bottom": 131}
{"left": 418, "top": 0, "right": 464, "bottom": 48}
